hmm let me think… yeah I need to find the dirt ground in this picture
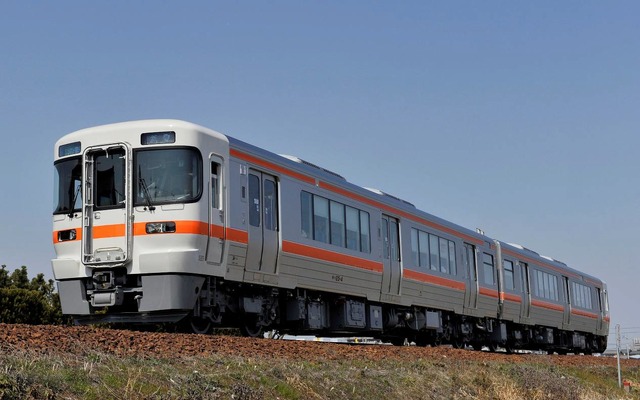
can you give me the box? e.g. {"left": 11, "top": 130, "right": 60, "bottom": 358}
{"left": 0, "top": 323, "right": 635, "bottom": 369}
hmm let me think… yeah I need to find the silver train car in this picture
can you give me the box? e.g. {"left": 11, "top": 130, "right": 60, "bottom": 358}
{"left": 52, "top": 120, "right": 609, "bottom": 353}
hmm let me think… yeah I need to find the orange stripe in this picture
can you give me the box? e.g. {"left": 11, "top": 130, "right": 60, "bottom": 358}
{"left": 231, "top": 148, "right": 316, "bottom": 185}
{"left": 133, "top": 223, "right": 146, "bottom": 236}
{"left": 226, "top": 227, "right": 248, "bottom": 244}
{"left": 177, "top": 221, "right": 209, "bottom": 235}
{"left": 531, "top": 299, "right": 564, "bottom": 313}
{"left": 283, "top": 241, "right": 383, "bottom": 273}
{"left": 93, "top": 224, "right": 126, "bottom": 239}
{"left": 479, "top": 287, "right": 499, "bottom": 299}
{"left": 502, "top": 292, "right": 523, "bottom": 303}
{"left": 319, "top": 181, "right": 484, "bottom": 246}
{"left": 57, "top": 221, "right": 247, "bottom": 241}
{"left": 571, "top": 309, "right": 598, "bottom": 319}
{"left": 210, "top": 224, "right": 225, "bottom": 239}
{"left": 403, "top": 269, "right": 466, "bottom": 291}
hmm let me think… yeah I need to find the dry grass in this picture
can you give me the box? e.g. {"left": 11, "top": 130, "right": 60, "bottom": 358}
{"left": 0, "top": 347, "right": 638, "bottom": 400}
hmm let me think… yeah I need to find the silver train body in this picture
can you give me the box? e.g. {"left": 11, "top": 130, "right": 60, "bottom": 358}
{"left": 52, "top": 120, "right": 609, "bottom": 352}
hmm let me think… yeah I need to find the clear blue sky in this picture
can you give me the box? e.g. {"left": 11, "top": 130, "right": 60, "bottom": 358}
{"left": 1, "top": 2, "right": 638, "bottom": 348}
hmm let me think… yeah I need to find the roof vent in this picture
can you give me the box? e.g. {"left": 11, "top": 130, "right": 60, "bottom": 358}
{"left": 364, "top": 187, "right": 415, "bottom": 208}
{"left": 540, "top": 255, "right": 567, "bottom": 266}
{"left": 280, "top": 154, "right": 346, "bottom": 180}
{"left": 507, "top": 243, "right": 540, "bottom": 256}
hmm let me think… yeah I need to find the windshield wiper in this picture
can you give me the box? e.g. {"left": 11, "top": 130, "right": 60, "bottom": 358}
{"left": 139, "top": 177, "right": 156, "bottom": 211}
{"left": 68, "top": 185, "right": 81, "bottom": 218}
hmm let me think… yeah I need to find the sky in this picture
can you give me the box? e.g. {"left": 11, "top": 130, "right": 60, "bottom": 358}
{"left": 1, "top": 1, "right": 638, "bottom": 349}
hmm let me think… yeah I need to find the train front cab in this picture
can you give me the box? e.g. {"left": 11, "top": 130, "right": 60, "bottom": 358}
{"left": 52, "top": 121, "right": 231, "bottom": 323}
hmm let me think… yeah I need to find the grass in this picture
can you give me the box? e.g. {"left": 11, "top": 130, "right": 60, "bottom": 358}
{"left": 0, "top": 348, "right": 638, "bottom": 400}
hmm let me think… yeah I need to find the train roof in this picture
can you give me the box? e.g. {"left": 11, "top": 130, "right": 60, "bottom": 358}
{"left": 55, "top": 119, "right": 228, "bottom": 157}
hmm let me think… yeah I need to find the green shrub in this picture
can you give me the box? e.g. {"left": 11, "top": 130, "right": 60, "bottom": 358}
{"left": 0, "top": 265, "right": 65, "bottom": 325}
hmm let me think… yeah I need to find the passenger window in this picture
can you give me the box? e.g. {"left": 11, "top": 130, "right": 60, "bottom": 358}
{"left": 299, "top": 191, "right": 371, "bottom": 253}
{"left": 345, "top": 206, "right": 360, "bottom": 251}
{"left": 390, "top": 220, "right": 400, "bottom": 262}
{"left": 330, "top": 201, "right": 345, "bottom": 247}
{"left": 248, "top": 174, "right": 260, "bottom": 227}
{"left": 359, "top": 211, "right": 370, "bottom": 253}
{"left": 263, "top": 179, "right": 278, "bottom": 231}
{"left": 503, "top": 260, "right": 515, "bottom": 290}
{"left": 419, "top": 231, "right": 429, "bottom": 268}
{"left": 410, "top": 229, "right": 419, "bottom": 266}
{"left": 382, "top": 218, "right": 390, "bottom": 259}
{"left": 439, "top": 238, "right": 449, "bottom": 274}
{"left": 483, "top": 253, "right": 495, "bottom": 286}
{"left": 300, "top": 192, "right": 313, "bottom": 238}
{"left": 448, "top": 241, "right": 457, "bottom": 275}
{"left": 211, "top": 162, "right": 220, "bottom": 209}
{"left": 429, "top": 234, "right": 439, "bottom": 271}
{"left": 313, "top": 196, "right": 329, "bottom": 243}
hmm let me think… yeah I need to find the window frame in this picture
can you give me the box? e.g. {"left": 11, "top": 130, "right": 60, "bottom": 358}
{"left": 300, "top": 190, "right": 371, "bottom": 254}
{"left": 535, "top": 269, "right": 559, "bottom": 302}
{"left": 503, "top": 259, "right": 515, "bottom": 291}
{"left": 133, "top": 146, "right": 203, "bottom": 208}
{"left": 53, "top": 156, "right": 82, "bottom": 215}
{"left": 93, "top": 148, "right": 127, "bottom": 211}
{"left": 409, "top": 227, "right": 457, "bottom": 276}
{"left": 482, "top": 253, "right": 495, "bottom": 286}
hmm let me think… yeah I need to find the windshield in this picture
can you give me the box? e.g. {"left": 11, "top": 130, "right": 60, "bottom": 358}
{"left": 134, "top": 148, "right": 202, "bottom": 206}
{"left": 54, "top": 157, "right": 82, "bottom": 215}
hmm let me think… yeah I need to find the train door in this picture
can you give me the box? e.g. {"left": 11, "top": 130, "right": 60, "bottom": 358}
{"left": 82, "top": 144, "right": 131, "bottom": 265}
{"left": 463, "top": 243, "right": 478, "bottom": 310}
{"left": 563, "top": 277, "right": 571, "bottom": 327}
{"left": 597, "top": 286, "right": 609, "bottom": 331}
{"left": 245, "top": 170, "right": 279, "bottom": 274}
{"left": 381, "top": 215, "right": 401, "bottom": 296}
{"left": 206, "top": 156, "right": 224, "bottom": 264}
{"left": 520, "top": 262, "right": 531, "bottom": 319}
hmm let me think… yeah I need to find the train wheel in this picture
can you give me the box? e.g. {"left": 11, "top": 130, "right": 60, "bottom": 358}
{"left": 452, "top": 337, "right": 465, "bottom": 349}
{"left": 239, "top": 314, "right": 264, "bottom": 338}
{"left": 504, "top": 343, "right": 515, "bottom": 354}
{"left": 415, "top": 335, "right": 429, "bottom": 347}
{"left": 189, "top": 316, "right": 212, "bottom": 335}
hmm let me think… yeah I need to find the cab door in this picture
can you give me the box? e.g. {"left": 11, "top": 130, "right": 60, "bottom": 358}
{"left": 381, "top": 215, "right": 401, "bottom": 296}
{"left": 206, "top": 156, "right": 224, "bottom": 264}
{"left": 82, "top": 144, "right": 131, "bottom": 266}
{"left": 245, "top": 170, "right": 279, "bottom": 274}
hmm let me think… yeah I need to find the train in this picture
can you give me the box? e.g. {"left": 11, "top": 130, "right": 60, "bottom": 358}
{"left": 52, "top": 119, "right": 609, "bottom": 353}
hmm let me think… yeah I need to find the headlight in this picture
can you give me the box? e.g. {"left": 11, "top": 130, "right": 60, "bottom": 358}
{"left": 145, "top": 222, "right": 176, "bottom": 234}
{"left": 57, "top": 229, "right": 77, "bottom": 242}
